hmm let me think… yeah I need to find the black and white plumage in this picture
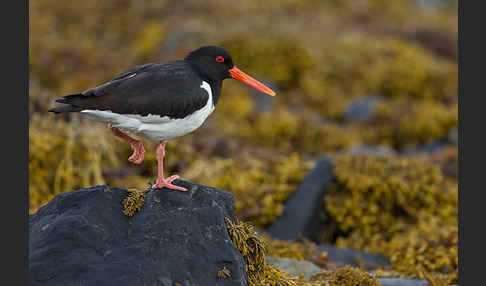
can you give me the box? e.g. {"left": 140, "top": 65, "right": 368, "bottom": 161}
{"left": 50, "top": 62, "right": 219, "bottom": 141}
{"left": 49, "top": 45, "right": 276, "bottom": 191}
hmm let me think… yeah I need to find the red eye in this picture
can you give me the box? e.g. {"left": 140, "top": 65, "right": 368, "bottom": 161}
{"left": 216, "top": 56, "right": 224, "bottom": 63}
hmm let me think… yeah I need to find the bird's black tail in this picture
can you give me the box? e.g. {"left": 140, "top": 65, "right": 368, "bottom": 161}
{"left": 48, "top": 94, "right": 84, "bottom": 113}
{"left": 48, "top": 105, "right": 83, "bottom": 113}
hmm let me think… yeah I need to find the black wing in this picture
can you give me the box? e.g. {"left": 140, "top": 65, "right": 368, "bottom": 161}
{"left": 49, "top": 61, "right": 210, "bottom": 119}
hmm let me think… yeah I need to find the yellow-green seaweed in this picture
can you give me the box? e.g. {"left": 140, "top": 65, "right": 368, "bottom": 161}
{"left": 324, "top": 154, "right": 458, "bottom": 285}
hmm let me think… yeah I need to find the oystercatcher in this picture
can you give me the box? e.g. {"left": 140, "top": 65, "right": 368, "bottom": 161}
{"left": 49, "top": 45, "right": 276, "bottom": 191}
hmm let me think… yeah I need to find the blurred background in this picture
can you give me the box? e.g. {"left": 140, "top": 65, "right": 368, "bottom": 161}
{"left": 29, "top": 0, "right": 458, "bottom": 284}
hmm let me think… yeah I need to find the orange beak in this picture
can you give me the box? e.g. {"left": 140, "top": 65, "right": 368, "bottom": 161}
{"left": 228, "top": 67, "right": 276, "bottom": 96}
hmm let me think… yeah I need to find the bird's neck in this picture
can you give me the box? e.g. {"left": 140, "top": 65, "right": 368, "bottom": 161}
{"left": 207, "top": 80, "right": 222, "bottom": 106}
{"left": 185, "top": 61, "right": 223, "bottom": 106}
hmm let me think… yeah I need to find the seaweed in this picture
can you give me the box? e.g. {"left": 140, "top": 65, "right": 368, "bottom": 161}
{"left": 29, "top": 115, "right": 120, "bottom": 212}
{"left": 309, "top": 266, "right": 381, "bottom": 286}
{"left": 224, "top": 217, "right": 296, "bottom": 286}
{"left": 122, "top": 188, "right": 150, "bottom": 217}
{"left": 324, "top": 154, "right": 458, "bottom": 284}
{"left": 265, "top": 236, "right": 318, "bottom": 261}
{"left": 218, "top": 266, "right": 231, "bottom": 279}
{"left": 225, "top": 218, "right": 383, "bottom": 286}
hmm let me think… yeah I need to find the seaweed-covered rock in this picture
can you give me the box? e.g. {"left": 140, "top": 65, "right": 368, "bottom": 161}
{"left": 29, "top": 182, "right": 247, "bottom": 286}
{"left": 267, "top": 157, "right": 333, "bottom": 241}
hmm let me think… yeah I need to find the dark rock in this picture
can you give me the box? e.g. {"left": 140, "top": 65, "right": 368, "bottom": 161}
{"left": 344, "top": 96, "right": 380, "bottom": 122}
{"left": 448, "top": 127, "right": 458, "bottom": 145}
{"left": 267, "top": 157, "right": 334, "bottom": 241}
{"left": 378, "top": 277, "right": 429, "bottom": 286}
{"left": 29, "top": 182, "right": 247, "bottom": 286}
{"left": 317, "top": 245, "right": 390, "bottom": 270}
{"left": 213, "top": 138, "right": 232, "bottom": 158}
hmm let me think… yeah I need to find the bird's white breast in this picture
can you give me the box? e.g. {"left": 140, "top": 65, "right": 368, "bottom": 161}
{"left": 81, "top": 81, "right": 215, "bottom": 141}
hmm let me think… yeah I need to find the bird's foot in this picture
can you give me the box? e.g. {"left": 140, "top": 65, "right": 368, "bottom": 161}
{"left": 151, "top": 175, "right": 187, "bottom": 192}
{"left": 128, "top": 141, "right": 145, "bottom": 164}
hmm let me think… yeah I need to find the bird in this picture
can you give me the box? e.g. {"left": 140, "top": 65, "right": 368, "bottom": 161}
{"left": 49, "top": 45, "right": 276, "bottom": 192}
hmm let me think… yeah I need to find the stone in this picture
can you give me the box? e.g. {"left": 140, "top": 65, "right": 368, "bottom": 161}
{"left": 448, "top": 127, "right": 458, "bottom": 145}
{"left": 344, "top": 144, "right": 397, "bottom": 157}
{"left": 378, "top": 277, "right": 429, "bottom": 286}
{"left": 266, "top": 257, "right": 323, "bottom": 280}
{"left": 344, "top": 96, "right": 380, "bottom": 122}
{"left": 29, "top": 182, "right": 247, "bottom": 286}
{"left": 317, "top": 245, "right": 390, "bottom": 270}
{"left": 266, "top": 157, "right": 334, "bottom": 241}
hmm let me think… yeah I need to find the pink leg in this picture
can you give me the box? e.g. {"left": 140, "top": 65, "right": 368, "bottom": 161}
{"left": 151, "top": 141, "right": 187, "bottom": 192}
{"left": 108, "top": 124, "right": 145, "bottom": 164}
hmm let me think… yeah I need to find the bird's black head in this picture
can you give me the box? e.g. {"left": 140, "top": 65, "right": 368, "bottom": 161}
{"left": 185, "top": 45, "right": 276, "bottom": 96}
{"left": 185, "top": 46, "right": 234, "bottom": 82}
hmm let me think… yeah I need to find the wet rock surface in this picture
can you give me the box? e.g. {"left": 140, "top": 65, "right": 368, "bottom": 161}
{"left": 29, "top": 182, "right": 247, "bottom": 286}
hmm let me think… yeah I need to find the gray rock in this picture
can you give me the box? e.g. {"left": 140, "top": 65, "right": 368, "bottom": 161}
{"left": 266, "top": 157, "right": 334, "bottom": 241}
{"left": 378, "top": 277, "right": 429, "bottom": 286}
{"left": 266, "top": 257, "right": 322, "bottom": 279}
{"left": 29, "top": 182, "right": 247, "bottom": 286}
{"left": 344, "top": 96, "right": 380, "bottom": 122}
{"left": 317, "top": 245, "right": 389, "bottom": 269}
{"left": 317, "top": 245, "right": 390, "bottom": 270}
{"left": 448, "top": 127, "right": 458, "bottom": 145}
{"left": 345, "top": 144, "right": 397, "bottom": 157}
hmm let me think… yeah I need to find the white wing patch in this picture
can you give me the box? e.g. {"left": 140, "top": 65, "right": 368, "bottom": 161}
{"left": 81, "top": 81, "right": 214, "bottom": 141}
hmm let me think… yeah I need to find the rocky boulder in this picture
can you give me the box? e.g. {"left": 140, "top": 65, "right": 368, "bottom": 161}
{"left": 29, "top": 182, "right": 247, "bottom": 286}
{"left": 267, "top": 157, "right": 334, "bottom": 241}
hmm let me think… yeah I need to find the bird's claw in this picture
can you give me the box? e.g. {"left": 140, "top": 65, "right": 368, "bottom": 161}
{"left": 128, "top": 142, "right": 145, "bottom": 164}
{"left": 151, "top": 175, "right": 187, "bottom": 192}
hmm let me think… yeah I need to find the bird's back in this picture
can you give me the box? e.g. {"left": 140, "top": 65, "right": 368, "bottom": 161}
{"left": 49, "top": 60, "right": 211, "bottom": 119}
